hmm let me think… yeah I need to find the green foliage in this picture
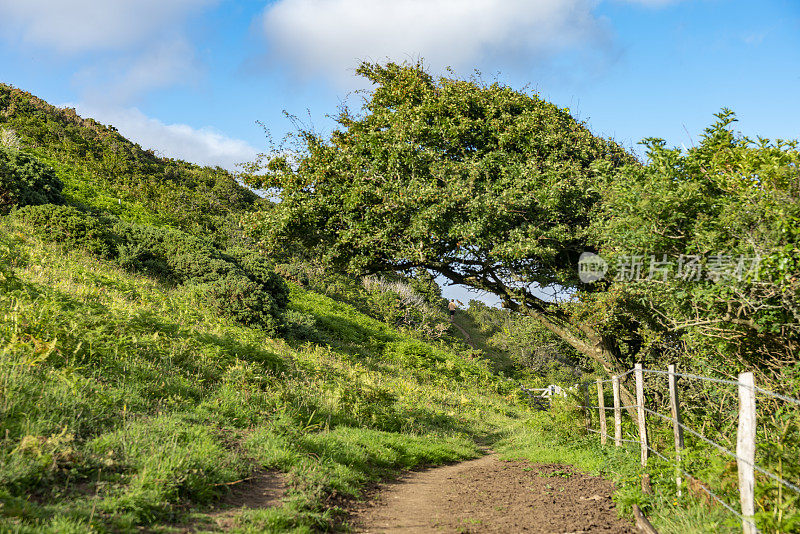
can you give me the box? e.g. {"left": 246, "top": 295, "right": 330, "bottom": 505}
{"left": 9, "top": 207, "right": 289, "bottom": 333}
{"left": 0, "top": 147, "right": 63, "bottom": 214}
{"left": 204, "top": 273, "right": 283, "bottom": 333}
{"left": 464, "top": 300, "right": 586, "bottom": 375}
{"left": 244, "top": 61, "right": 634, "bottom": 291}
{"left": 361, "top": 274, "right": 450, "bottom": 339}
{"left": 0, "top": 232, "right": 18, "bottom": 289}
{"left": 226, "top": 246, "right": 290, "bottom": 311}
{"left": 14, "top": 204, "right": 115, "bottom": 257}
{"left": 582, "top": 110, "right": 800, "bottom": 388}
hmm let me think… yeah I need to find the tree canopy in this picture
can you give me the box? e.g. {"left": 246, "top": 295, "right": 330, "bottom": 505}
{"left": 247, "top": 63, "right": 633, "bottom": 289}
{"left": 243, "top": 61, "right": 637, "bottom": 384}
{"left": 244, "top": 61, "right": 800, "bottom": 394}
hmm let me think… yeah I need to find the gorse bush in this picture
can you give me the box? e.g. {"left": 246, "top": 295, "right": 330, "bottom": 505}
{"left": 118, "top": 224, "right": 289, "bottom": 333}
{"left": 0, "top": 147, "right": 63, "bottom": 214}
{"left": 113, "top": 226, "right": 290, "bottom": 332}
{"left": 226, "top": 246, "right": 290, "bottom": 311}
{"left": 15, "top": 204, "right": 115, "bottom": 257}
{"left": 205, "top": 274, "right": 283, "bottom": 333}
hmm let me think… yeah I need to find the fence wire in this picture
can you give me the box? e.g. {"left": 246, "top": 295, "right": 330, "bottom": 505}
{"left": 641, "top": 406, "right": 800, "bottom": 496}
{"left": 585, "top": 405, "right": 639, "bottom": 411}
{"left": 585, "top": 428, "right": 641, "bottom": 445}
{"left": 640, "top": 368, "right": 800, "bottom": 409}
{"left": 600, "top": 368, "right": 636, "bottom": 383}
{"left": 640, "top": 368, "right": 743, "bottom": 388}
{"left": 644, "top": 443, "right": 760, "bottom": 533}
{"left": 754, "top": 386, "right": 800, "bottom": 408}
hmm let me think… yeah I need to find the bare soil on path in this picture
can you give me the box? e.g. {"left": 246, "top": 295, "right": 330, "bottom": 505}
{"left": 350, "top": 454, "right": 636, "bottom": 533}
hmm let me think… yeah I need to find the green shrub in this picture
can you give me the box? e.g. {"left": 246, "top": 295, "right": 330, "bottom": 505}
{"left": 13, "top": 204, "right": 115, "bottom": 257}
{"left": 113, "top": 224, "right": 289, "bottom": 332}
{"left": 10, "top": 209, "right": 289, "bottom": 333}
{"left": 205, "top": 273, "right": 284, "bottom": 334}
{"left": 226, "top": 247, "right": 290, "bottom": 310}
{"left": 0, "top": 147, "right": 63, "bottom": 214}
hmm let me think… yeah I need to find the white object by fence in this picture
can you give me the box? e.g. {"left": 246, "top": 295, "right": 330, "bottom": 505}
{"left": 540, "top": 384, "right": 567, "bottom": 398}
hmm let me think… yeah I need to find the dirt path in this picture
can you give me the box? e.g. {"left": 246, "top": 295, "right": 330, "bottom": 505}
{"left": 451, "top": 320, "right": 475, "bottom": 348}
{"left": 350, "top": 455, "right": 636, "bottom": 533}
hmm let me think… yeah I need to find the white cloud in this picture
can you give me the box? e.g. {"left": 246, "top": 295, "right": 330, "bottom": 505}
{"left": 0, "top": 0, "right": 215, "bottom": 53}
{"left": 74, "top": 39, "right": 202, "bottom": 104}
{"left": 260, "top": 0, "right": 610, "bottom": 83}
{"left": 70, "top": 104, "right": 259, "bottom": 171}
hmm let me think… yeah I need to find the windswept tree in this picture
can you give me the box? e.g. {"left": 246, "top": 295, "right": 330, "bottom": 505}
{"left": 243, "top": 61, "right": 637, "bottom": 380}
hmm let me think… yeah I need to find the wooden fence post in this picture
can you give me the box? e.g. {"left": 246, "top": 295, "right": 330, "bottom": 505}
{"left": 737, "top": 372, "right": 756, "bottom": 534}
{"left": 612, "top": 375, "right": 621, "bottom": 447}
{"left": 582, "top": 381, "right": 591, "bottom": 431}
{"left": 635, "top": 364, "right": 648, "bottom": 467}
{"left": 596, "top": 378, "right": 607, "bottom": 445}
{"left": 668, "top": 364, "right": 685, "bottom": 497}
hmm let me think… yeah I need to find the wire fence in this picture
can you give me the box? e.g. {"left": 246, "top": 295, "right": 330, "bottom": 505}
{"left": 528, "top": 365, "right": 800, "bottom": 534}
{"left": 588, "top": 425, "right": 758, "bottom": 531}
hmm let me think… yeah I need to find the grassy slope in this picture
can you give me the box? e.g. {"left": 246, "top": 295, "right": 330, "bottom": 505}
{"left": 0, "top": 217, "right": 530, "bottom": 532}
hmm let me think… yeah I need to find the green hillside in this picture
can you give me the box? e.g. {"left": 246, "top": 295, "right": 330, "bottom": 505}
{"left": 0, "top": 85, "right": 538, "bottom": 532}
{"left": 0, "top": 83, "right": 260, "bottom": 239}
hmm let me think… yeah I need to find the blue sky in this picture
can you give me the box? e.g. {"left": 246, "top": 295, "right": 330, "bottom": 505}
{"left": 1, "top": 0, "right": 799, "bottom": 304}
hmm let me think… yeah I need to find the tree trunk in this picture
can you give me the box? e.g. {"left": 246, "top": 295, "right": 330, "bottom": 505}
{"left": 514, "top": 304, "right": 639, "bottom": 419}
{"left": 424, "top": 262, "right": 640, "bottom": 418}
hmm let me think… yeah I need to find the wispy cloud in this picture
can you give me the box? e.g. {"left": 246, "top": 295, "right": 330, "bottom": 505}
{"left": 70, "top": 104, "right": 258, "bottom": 171}
{"left": 0, "top": 0, "right": 216, "bottom": 54}
{"left": 260, "top": 0, "right": 612, "bottom": 84}
{"left": 74, "top": 39, "right": 202, "bottom": 104}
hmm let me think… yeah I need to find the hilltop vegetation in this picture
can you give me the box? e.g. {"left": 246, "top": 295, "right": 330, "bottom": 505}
{"left": 0, "top": 83, "right": 259, "bottom": 239}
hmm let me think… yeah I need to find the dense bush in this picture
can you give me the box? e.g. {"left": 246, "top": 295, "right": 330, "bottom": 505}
{"left": 113, "top": 225, "right": 289, "bottom": 333}
{"left": 205, "top": 274, "right": 283, "bottom": 333}
{"left": 226, "top": 247, "right": 290, "bottom": 311}
{"left": 10, "top": 205, "right": 288, "bottom": 333}
{"left": 0, "top": 147, "right": 63, "bottom": 214}
{"left": 13, "top": 204, "right": 115, "bottom": 257}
